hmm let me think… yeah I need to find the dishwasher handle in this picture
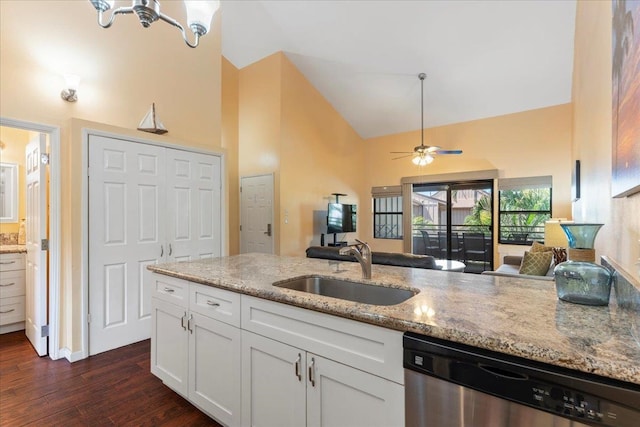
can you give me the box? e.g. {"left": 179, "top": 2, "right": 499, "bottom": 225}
{"left": 478, "top": 363, "right": 529, "bottom": 381}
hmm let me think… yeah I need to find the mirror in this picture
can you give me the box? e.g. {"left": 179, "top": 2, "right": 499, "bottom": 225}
{"left": 0, "top": 162, "right": 18, "bottom": 223}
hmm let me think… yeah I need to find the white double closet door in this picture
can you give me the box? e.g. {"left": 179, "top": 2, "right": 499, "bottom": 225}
{"left": 88, "top": 134, "right": 222, "bottom": 355}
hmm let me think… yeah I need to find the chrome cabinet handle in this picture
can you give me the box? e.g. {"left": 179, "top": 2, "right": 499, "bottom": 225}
{"left": 0, "top": 261, "right": 16, "bottom": 265}
{"left": 169, "top": 244, "right": 173, "bottom": 256}
{"left": 163, "top": 287, "right": 175, "bottom": 293}
{"left": 0, "top": 308, "right": 16, "bottom": 314}
{"left": 160, "top": 245, "right": 164, "bottom": 257}
{"left": 181, "top": 312, "right": 187, "bottom": 330}
{"left": 0, "top": 282, "right": 16, "bottom": 287}
{"left": 187, "top": 314, "right": 193, "bottom": 334}
{"left": 206, "top": 300, "right": 220, "bottom": 307}
{"left": 295, "top": 353, "right": 302, "bottom": 381}
{"left": 308, "top": 357, "right": 316, "bottom": 387}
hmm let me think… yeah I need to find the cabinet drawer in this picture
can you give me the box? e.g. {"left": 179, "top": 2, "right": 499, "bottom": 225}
{"left": 0, "top": 253, "right": 25, "bottom": 272}
{"left": 190, "top": 283, "right": 240, "bottom": 327}
{"left": 241, "top": 295, "right": 404, "bottom": 384}
{"left": 0, "top": 270, "right": 26, "bottom": 298}
{"left": 151, "top": 273, "right": 188, "bottom": 307}
{"left": 0, "top": 296, "right": 26, "bottom": 325}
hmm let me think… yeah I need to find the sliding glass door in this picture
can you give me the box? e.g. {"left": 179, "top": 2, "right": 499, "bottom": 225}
{"left": 411, "top": 180, "right": 493, "bottom": 273}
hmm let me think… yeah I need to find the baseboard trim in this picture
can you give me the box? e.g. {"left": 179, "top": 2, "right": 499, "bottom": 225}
{"left": 60, "top": 347, "right": 86, "bottom": 363}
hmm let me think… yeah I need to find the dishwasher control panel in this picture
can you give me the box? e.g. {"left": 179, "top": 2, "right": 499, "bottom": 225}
{"left": 532, "top": 384, "right": 609, "bottom": 423}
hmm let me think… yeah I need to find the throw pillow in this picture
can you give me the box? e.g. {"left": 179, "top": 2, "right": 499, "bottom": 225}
{"left": 519, "top": 251, "right": 553, "bottom": 276}
{"left": 552, "top": 247, "right": 567, "bottom": 264}
{"left": 531, "top": 241, "right": 552, "bottom": 253}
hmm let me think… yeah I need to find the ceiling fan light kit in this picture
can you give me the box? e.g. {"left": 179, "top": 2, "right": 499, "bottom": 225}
{"left": 391, "top": 73, "right": 463, "bottom": 166}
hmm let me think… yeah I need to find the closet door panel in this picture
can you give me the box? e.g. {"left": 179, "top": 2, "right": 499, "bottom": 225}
{"left": 166, "top": 150, "right": 221, "bottom": 261}
{"left": 88, "top": 135, "right": 166, "bottom": 355}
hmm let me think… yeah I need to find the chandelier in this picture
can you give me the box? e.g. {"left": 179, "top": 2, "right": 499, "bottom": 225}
{"left": 88, "top": 0, "right": 220, "bottom": 48}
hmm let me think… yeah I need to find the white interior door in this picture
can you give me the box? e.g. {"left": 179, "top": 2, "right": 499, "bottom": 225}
{"left": 166, "top": 149, "right": 222, "bottom": 262}
{"left": 88, "top": 135, "right": 166, "bottom": 355}
{"left": 240, "top": 174, "right": 274, "bottom": 254}
{"left": 25, "top": 134, "right": 48, "bottom": 356}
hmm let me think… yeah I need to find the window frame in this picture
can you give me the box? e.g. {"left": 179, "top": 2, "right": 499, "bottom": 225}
{"left": 372, "top": 186, "right": 403, "bottom": 240}
{"left": 497, "top": 176, "right": 553, "bottom": 245}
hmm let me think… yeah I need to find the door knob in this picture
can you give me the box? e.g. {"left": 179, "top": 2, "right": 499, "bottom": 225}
{"left": 264, "top": 223, "right": 272, "bottom": 236}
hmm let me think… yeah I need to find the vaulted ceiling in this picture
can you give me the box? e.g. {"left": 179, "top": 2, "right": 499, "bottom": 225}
{"left": 221, "top": 0, "right": 577, "bottom": 139}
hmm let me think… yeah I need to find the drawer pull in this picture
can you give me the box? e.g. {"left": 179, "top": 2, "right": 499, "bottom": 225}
{"left": 0, "top": 282, "right": 16, "bottom": 287}
{"left": 0, "top": 261, "right": 16, "bottom": 265}
{"left": 163, "top": 287, "right": 175, "bottom": 293}
{"left": 0, "top": 308, "right": 16, "bottom": 314}
{"left": 206, "top": 300, "right": 220, "bottom": 307}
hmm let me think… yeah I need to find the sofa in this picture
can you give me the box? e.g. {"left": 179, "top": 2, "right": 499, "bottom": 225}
{"left": 305, "top": 246, "right": 441, "bottom": 270}
{"left": 482, "top": 255, "right": 555, "bottom": 281}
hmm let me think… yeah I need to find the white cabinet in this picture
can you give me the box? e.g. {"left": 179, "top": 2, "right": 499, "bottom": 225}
{"left": 88, "top": 134, "right": 223, "bottom": 355}
{"left": 0, "top": 252, "right": 26, "bottom": 333}
{"left": 241, "top": 331, "right": 306, "bottom": 427}
{"left": 150, "top": 274, "right": 241, "bottom": 427}
{"left": 241, "top": 295, "right": 405, "bottom": 427}
{"left": 241, "top": 330, "right": 404, "bottom": 427}
{"left": 150, "top": 273, "right": 405, "bottom": 427}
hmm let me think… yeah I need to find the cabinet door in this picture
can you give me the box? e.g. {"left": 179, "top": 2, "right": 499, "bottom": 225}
{"left": 189, "top": 312, "right": 241, "bottom": 426}
{"left": 166, "top": 150, "right": 222, "bottom": 262}
{"left": 151, "top": 297, "right": 188, "bottom": 396}
{"left": 306, "top": 354, "right": 405, "bottom": 427}
{"left": 241, "top": 331, "right": 306, "bottom": 427}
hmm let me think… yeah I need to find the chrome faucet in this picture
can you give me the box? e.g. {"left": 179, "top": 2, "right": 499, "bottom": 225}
{"left": 339, "top": 239, "right": 372, "bottom": 279}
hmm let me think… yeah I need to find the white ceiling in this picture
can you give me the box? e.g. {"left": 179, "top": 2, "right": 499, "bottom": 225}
{"left": 221, "top": 0, "right": 577, "bottom": 139}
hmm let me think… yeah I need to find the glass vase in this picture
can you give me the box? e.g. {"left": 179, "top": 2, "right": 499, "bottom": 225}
{"left": 554, "top": 223, "right": 612, "bottom": 306}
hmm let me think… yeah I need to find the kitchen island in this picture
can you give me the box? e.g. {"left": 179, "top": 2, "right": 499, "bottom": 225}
{"left": 145, "top": 254, "right": 640, "bottom": 427}
{"left": 148, "top": 252, "right": 640, "bottom": 385}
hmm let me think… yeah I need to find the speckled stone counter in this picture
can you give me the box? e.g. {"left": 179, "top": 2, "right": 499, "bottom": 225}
{"left": 148, "top": 253, "right": 640, "bottom": 385}
{"left": 0, "top": 245, "right": 26, "bottom": 254}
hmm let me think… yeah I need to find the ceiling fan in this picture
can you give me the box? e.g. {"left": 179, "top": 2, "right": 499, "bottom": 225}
{"left": 391, "top": 73, "right": 462, "bottom": 166}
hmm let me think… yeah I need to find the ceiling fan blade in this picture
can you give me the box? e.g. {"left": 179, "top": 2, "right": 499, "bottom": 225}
{"left": 390, "top": 151, "right": 414, "bottom": 154}
{"left": 425, "top": 146, "right": 441, "bottom": 152}
{"left": 392, "top": 154, "right": 413, "bottom": 160}
{"left": 435, "top": 149, "right": 463, "bottom": 155}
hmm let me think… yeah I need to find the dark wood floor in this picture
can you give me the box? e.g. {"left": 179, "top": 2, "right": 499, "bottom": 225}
{"left": 0, "top": 332, "right": 222, "bottom": 427}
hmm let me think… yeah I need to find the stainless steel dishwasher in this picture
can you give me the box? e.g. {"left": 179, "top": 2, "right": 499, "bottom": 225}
{"left": 404, "top": 332, "right": 640, "bottom": 427}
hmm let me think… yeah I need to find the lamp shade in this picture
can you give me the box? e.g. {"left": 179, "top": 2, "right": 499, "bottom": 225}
{"left": 544, "top": 219, "right": 572, "bottom": 247}
{"left": 184, "top": 0, "right": 220, "bottom": 34}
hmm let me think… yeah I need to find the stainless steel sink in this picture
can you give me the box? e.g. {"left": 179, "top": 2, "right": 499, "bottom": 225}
{"left": 273, "top": 275, "right": 418, "bottom": 306}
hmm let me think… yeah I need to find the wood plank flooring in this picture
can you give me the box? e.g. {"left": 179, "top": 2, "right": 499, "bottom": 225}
{"left": 0, "top": 332, "right": 222, "bottom": 427}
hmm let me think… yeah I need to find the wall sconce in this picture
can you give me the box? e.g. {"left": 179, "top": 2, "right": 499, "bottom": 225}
{"left": 61, "top": 74, "right": 81, "bottom": 102}
{"left": 88, "top": 0, "right": 220, "bottom": 48}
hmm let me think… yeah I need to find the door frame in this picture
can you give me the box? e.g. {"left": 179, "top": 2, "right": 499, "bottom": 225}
{"left": 80, "top": 128, "right": 227, "bottom": 360}
{"left": 240, "top": 173, "right": 275, "bottom": 254}
{"left": 0, "top": 117, "right": 61, "bottom": 360}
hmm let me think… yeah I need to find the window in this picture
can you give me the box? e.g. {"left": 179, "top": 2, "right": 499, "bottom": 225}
{"left": 498, "top": 176, "right": 552, "bottom": 244}
{"left": 372, "top": 186, "right": 402, "bottom": 239}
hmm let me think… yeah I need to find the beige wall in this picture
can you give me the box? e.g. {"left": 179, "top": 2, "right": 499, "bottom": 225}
{"left": 0, "top": 126, "right": 30, "bottom": 234}
{"left": 572, "top": 1, "right": 640, "bottom": 281}
{"left": 238, "top": 53, "right": 283, "bottom": 254}
{"left": 363, "top": 104, "right": 574, "bottom": 253}
{"left": 222, "top": 58, "right": 240, "bottom": 255}
{"left": 237, "top": 53, "right": 366, "bottom": 256}
{"left": 280, "top": 56, "right": 366, "bottom": 255}
{"left": 1, "top": 1, "right": 223, "bottom": 354}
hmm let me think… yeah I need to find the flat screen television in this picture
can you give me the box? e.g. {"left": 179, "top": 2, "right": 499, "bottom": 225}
{"left": 327, "top": 203, "right": 356, "bottom": 234}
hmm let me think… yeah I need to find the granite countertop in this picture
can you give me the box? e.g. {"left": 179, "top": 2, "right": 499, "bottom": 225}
{"left": 0, "top": 245, "right": 26, "bottom": 254}
{"left": 148, "top": 253, "right": 640, "bottom": 385}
